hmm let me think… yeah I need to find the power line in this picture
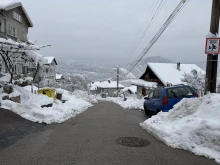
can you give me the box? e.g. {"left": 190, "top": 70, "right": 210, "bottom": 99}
{"left": 125, "top": 0, "right": 160, "bottom": 64}
{"left": 125, "top": 0, "right": 189, "bottom": 76}
{"left": 125, "top": 0, "right": 166, "bottom": 65}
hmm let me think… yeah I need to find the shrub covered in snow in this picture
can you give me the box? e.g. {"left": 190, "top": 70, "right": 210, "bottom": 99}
{"left": 140, "top": 94, "right": 220, "bottom": 164}
{"left": 60, "top": 73, "right": 89, "bottom": 91}
{"left": 181, "top": 69, "right": 205, "bottom": 95}
{"left": 39, "top": 78, "right": 60, "bottom": 88}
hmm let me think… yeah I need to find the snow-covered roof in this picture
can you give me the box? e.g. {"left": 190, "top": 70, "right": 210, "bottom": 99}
{"left": 43, "top": 57, "right": 57, "bottom": 65}
{"left": 0, "top": 0, "right": 33, "bottom": 27}
{"left": 131, "top": 79, "right": 157, "bottom": 88}
{"left": 96, "top": 81, "right": 125, "bottom": 89}
{"left": 121, "top": 86, "right": 137, "bottom": 94}
{"left": 56, "top": 74, "right": 63, "bottom": 80}
{"left": 147, "top": 63, "right": 205, "bottom": 86}
{"left": 90, "top": 81, "right": 101, "bottom": 90}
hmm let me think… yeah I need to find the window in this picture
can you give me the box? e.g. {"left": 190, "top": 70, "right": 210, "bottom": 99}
{"left": 8, "top": 25, "right": 17, "bottom": 37}
{"left": 22, "top": 66, "right": 28, "bottom": 74}
{"left": 50, "top": 69, "right": 52, "bottom": 73}
{"left": 13, "top": 65, "right": 17, "bottom": 74}
{"left": 148, "top": 91, "right": 154, "bottom": 99}
{"left": 167, "top": 87, "right": 193, "bottom": 99}
{"left": 46, "top": 68, "right": 49, "bottom": 73}
{"left": 13, "top": 12, "right": 22, "bottom": 23}
{"left": 153, "top": 90, "right": 161, "bottom": 99}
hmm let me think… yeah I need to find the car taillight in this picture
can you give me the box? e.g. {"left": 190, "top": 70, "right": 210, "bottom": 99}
{"left": 195, "top": 93, "right": 199, "bottom": 98}
{"left": 162, "top": 96, "right": 168, "bottom": 105}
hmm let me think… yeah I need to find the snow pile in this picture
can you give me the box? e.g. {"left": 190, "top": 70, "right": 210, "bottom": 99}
{"left": 1, "top": 86, "right": 93, "bottom": 124}
{"left": 23, "top": 85, "right": 38, "bottom": 92}
{"left": 72, "top": 90, "right": 98, "bottom": 104}
{"left": 140, "top": 94, "right": 220, "bottom": 164}
{"left": 16, "top": 86, "right": 53, "bottom": 106}
{"left": 24, "top": 77, "right": 33, "bottom": 82}
{"left": 0, "top": 73, "right": 11, "bottom": 83}
{"left": 56, "top": 88, "right": 64, "bottom": 94}
{"left": 98, "top": 96, "right": 144, "bottom": 110}
{"left": 9, "top": 88, "right": 20, "bottom": 98}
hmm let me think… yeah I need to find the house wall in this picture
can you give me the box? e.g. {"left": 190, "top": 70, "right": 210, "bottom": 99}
{"left": 137, "top": 86, "right": 143, "bottom": 99}
{"left": 1, "top": 54, "right": 30, "bottom": 79}
{"left": 0, "top": 7, "right": 29, "bottom": 42}
{"left": 34, "top": 60, "right": 57, "bottom": 82}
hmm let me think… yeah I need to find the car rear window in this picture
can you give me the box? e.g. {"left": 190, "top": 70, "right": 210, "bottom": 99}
{"left": 153, "top": 90, "right": 161, "bottom": 98}
{"left": 166, "top": 86, "right": 194, "bottom": 99}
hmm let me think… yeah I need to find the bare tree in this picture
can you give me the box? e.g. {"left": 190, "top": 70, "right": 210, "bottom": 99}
{"left": 0, "top": 38, "right": 50, "bottom": 83}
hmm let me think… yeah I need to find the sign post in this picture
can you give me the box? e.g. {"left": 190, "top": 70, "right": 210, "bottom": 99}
{"left": 205, "top": 38, "right": 220, "bottom": 54}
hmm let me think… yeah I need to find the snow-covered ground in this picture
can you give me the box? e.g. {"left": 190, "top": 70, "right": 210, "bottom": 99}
{"left": 98, "top": 95, "right": 144, "bottom": 110}
{"left": 1, "top": 86, "right": 95, "bottom": 124}
{"left": 140, "top": 94, "right": 220, "bottom": 164}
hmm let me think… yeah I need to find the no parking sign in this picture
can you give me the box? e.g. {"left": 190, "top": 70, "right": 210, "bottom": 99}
{"left": 205, "top": 38, "right": 220, "bottom": 54}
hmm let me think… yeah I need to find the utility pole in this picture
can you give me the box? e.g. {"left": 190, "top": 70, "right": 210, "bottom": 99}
{"left": 117, "top": 65, "right": 119, "bottom": 97}
{"left": 205, "top": 0, "right": 220, "bottom": 93}
{"left": 38, "top": 64, "right": 40, "bottom": 92}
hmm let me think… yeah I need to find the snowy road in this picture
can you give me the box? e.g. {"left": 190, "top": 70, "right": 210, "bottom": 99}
{"left": 0, "top": 102, "right": 218, "bottom": 165}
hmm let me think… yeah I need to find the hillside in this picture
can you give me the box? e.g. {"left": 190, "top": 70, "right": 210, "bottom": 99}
{"left": 56, "top": 56, "right": 174, "bottom": 82}
{"left": 121, "top": 56, "right": 173, "bottom": 78}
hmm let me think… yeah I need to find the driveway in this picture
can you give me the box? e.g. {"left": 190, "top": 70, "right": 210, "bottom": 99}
{"left": 0, "top": 102, "right": 218, "bottom": 165}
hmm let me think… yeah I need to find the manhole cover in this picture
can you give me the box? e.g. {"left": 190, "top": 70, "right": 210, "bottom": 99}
{"left": 116, "top": 137, "right": 150, "bottom": 147}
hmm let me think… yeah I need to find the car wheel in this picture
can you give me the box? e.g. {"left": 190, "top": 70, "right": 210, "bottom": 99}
{"left": 144, "top": 105, "right": 149, "bottom": 115}
{"left": 156, "top": 109, "right": 161, "bottom": 114}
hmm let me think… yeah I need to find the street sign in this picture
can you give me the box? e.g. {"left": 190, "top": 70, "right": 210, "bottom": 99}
{"left": 205, "top": 38, "right": 220, "bottom": 54}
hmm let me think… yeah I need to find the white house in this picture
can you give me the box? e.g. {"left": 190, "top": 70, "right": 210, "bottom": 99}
{"left": 133, "top": 62, "right": 205, "bottom": 99}
{"left": 95, "top": 80, "right": 125, "bottom": 97}
{"left": 56, "top": 74, "right": 64, "bottom": 82}
{"left": 34, "top": 56, "right": 57, "bottom": 82}
{"left": 140, "top": 63, "right": 205, "bottom": 86}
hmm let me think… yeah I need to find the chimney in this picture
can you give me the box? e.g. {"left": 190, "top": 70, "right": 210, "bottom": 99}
{"left": 177, "top": 62, "right": 181, "bottom": 71}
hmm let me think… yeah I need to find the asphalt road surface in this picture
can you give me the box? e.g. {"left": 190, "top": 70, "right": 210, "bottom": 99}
{"left": 0, "top": 102, "right": 218, "bottom": 165}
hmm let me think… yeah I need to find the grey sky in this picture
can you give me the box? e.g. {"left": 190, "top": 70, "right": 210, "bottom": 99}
{"left": 20, "top": 0, "right": 212, "bottom": 65}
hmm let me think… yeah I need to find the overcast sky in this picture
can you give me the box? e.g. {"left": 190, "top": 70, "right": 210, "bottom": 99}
{"left": 20, "top": 0, "right": 212, "bottom": 65}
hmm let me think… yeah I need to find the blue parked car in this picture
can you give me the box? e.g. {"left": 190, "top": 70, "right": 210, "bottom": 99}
{"left": 144, "top": 85, "right": 198, "bottom": 115}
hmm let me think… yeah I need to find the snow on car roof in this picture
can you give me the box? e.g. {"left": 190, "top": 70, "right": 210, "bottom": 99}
{"left": 147, "top": 63, "right": 205, "bottom": 86}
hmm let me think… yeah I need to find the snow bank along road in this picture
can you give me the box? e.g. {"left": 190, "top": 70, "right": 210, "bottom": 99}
{"left": 0, "top": 102, "right": 218, "bottom": 165}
